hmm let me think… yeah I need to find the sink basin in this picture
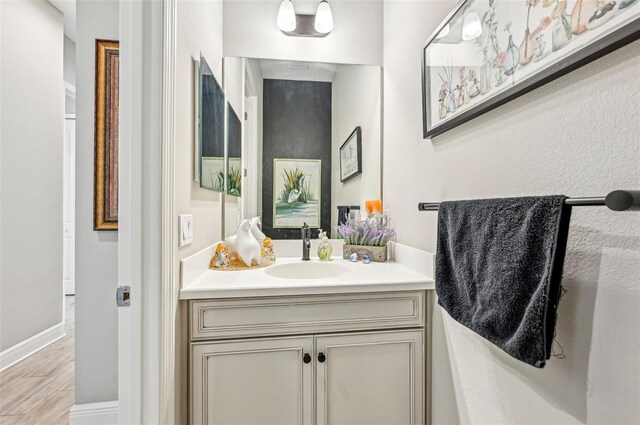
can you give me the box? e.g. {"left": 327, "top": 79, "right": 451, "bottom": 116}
{"left": 265, "top": 262, "right": 350, "bottom": 280}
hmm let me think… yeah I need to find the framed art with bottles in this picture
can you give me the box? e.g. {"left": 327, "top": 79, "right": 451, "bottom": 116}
{"left": 422, "top": 0, "right": 640, "bottom": 139}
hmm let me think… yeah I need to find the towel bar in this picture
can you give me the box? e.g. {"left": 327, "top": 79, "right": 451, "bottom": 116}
{"left": 418, "top": 190, "right": 640, "bottom": 212}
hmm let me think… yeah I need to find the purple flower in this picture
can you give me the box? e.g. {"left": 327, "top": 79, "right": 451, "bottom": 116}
{"left": 335, "top": 217, "right": 396, "bottom": 247}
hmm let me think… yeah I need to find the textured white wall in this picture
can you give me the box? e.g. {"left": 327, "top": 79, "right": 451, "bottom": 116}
{"left": 175, "top": 1, "right": 224, "bottom": 422}
{"left": 383, "top": 1, "right": 640, "bottom": 423}
{"left": 0, "top": 0, "right": 64, "bottom": 352}
{"left": 75, "top": 0, "right": 119, "bottom": 404}
{"left": 223, "top": 0, "right": 384, "bottom": 66}
{"left": 331, "top": 64, "right": 382, "bottom": 234}
{"left": 175, "top": 0, "right": 224, "bottom": 265}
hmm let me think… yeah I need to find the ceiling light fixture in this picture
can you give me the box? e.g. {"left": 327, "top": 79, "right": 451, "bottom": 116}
{"left": 277, "top": 0, "right": 297, "bottom": 32}
{"left": 435, "top": 24, "right": 450, "bottom": 39}
{"left": 461, "top": 11, "right": 482, "bottom": 41}
{"left": 278, "top": 0, "right": 333, "bottom": 38}
{"left": 314, "top": 0, "right": 334, "bottom": 34}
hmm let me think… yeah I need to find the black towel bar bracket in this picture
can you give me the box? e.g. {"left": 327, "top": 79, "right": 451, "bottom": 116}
{"left": 418, "top": 190, "right": 640, "bottom": 212}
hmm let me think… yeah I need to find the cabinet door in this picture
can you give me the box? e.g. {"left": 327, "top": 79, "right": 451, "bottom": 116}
{"left": 315, "top": 330, "right": 424, "bottom": 425}
{"left": 191, "top": 336, "right": 314, "bottom": 425}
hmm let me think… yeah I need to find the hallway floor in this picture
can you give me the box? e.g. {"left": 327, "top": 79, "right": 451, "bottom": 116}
{"left": 0, "top": 296, "right": 75, "bottom": 425}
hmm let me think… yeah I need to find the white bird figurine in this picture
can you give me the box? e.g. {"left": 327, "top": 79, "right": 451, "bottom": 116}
{"left": 225, "top": 234, "right": 237, "bottom": 253}
{"left": 249, "top": 216, "right": 266, "bottom": 246}
{"left": 235, "top": 219, "right": 261, "bottom": 267}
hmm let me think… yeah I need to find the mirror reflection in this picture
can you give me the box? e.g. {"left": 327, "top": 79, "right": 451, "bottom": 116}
{"left": 225, "top": 57, "right": 382, "bottom": 240}
{"left": 198, "top": 54, "right": 225, "bottom": 192}
{"left": 227, "top": 103, "right": 242, "bottom": 196}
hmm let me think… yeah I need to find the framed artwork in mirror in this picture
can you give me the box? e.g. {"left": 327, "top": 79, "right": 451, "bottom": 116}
{"left": 422, "top": 0, "right": 640, "bottom": 139}
{"left": 339, "top": 126, "right": 362, "bottom": 183}
{"left": 199, "top": 54, "right": 225, "bottom": 192}
{"left": 94, "top": 40, "right": 119, "bottom": 231}
{"left": 273, "top": 159, "right": 321, "bottom": 228}
{"left": 227, "top": 103, "right": 242, "bottom": 197}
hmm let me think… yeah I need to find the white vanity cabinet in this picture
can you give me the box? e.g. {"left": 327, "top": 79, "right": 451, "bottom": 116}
{"left": 189, "top": 291, "right": 427, "bottom": 425}
{"left": 191, "top": 336, "right": 314, "bottom": 424}
{"left": 315, "top": 330, "right": 423, "bottom": 425}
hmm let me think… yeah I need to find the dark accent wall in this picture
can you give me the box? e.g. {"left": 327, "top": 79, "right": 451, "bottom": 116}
{"left": 227, "top": 102, "right": 242, "bottom": 195}
{"left": 227, "top": 103, "right": 242, "bottom": 158}
{"left": 200, "top": 69, "right": 224, "bottom": 158}
{"left": 262, "top": 79, "right": 332, "bottom": 239}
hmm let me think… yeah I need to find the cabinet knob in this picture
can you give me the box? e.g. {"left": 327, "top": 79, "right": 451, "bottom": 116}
{"left": 303, "top": 353, "right": 311, "bottom": 364}
{"left": 318, "top": 352, "right": 326, "bottom": 363}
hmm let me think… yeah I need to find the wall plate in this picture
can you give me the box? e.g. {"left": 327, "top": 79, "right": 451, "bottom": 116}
{"left": 179, "top": 214, "right": 193, "bottom": 247}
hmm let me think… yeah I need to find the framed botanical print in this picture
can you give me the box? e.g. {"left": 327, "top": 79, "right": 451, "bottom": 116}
{"left": 339, "top": 126, "right": 362, "bottom": 183}
{"left": 94, "top": 39, "right": 119, "bottom": 230}
{"left": 273, "top": 159, "right": 321, "bottom": 228}
{"left": 422, "top": 0, "right": 640, "bottom": 138}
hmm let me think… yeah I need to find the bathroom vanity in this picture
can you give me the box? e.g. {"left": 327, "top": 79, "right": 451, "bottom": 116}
{"left": 180, "top": 244, "right": 435, "bottom": 424}
{"left": 188, "top": 54, "right": 431, "bottom": 423}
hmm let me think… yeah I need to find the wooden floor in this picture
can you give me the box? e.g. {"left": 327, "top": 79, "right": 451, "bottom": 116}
{"left": 0, "top": 296, "right": 75, "bottom": 425}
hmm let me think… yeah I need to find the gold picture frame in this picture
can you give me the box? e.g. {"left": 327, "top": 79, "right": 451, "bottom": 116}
{"left": 94, "top": 40, "right": 119, "bottom": 230}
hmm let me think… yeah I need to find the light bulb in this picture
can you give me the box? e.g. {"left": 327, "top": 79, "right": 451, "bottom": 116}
{"left": 436, "top": 24, "right": 450, "bottom": 39}
{"left": 277, "top": 0, "right": 296, "bottom": 32}
{"left": 462, "top": 11, "right": 482, "bottom": 41}
{"left": 314, "top": 0, "right": 334, "bottom": 34}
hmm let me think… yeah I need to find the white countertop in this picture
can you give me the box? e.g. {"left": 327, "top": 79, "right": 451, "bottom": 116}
{"left": 179, "top": 256, "right": 434, "bottom": 300}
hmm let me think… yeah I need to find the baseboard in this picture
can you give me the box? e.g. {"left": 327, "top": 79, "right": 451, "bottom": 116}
{"left": 0, "top": 322, "right": 66, "bottom": 372}
{"left": 69, "top": 401, "right": 119, "bottom": 425}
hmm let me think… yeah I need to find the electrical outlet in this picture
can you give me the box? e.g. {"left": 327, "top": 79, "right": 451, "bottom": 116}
{"left": 179, "top": 214, "right": 193, "bottom": 247}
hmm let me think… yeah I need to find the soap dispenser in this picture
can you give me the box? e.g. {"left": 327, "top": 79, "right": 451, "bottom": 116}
{"left": 317, "top": 230, "right": 332, "bottom": 261}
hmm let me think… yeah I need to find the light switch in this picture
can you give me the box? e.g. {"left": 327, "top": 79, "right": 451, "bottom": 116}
{"left": 179, "top": 214, "right": 193, "bottom": 247}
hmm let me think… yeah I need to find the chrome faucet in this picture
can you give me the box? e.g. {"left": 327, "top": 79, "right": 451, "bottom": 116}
{"left": 301, "top": 223, "right": 311, "bottom": 261}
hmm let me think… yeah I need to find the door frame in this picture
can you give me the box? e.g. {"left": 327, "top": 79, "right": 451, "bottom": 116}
{"left": 118, "top": 0, "right": 169, "bottom": 423}
{"left": 243, "top": 60, "right": 259, "bottom": 219}
{"left": 159, "top": 0, "right": 178, "bottom": 423}
{"left": 63, "top": 114, "right": 76, "bottom": 296}
{"left": 118, "top": 1, "right": 144, "bottom": 422}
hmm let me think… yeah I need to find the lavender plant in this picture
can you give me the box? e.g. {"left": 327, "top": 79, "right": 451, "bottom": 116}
{"left": 335, "top": 216, "right": 396, "bottom": 247}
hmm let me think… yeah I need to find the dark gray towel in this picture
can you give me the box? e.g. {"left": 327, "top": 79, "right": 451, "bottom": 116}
{"left": 435, "top": 196, "right": 572, "bottom": 368}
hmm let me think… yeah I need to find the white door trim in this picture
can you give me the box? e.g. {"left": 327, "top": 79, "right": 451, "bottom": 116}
{"left": 119, "top": 2, "right": 177, "bottom": 423}
{"left": 64, "top": 82, "right": 77, "bottom": 100}
{"left": 244, "top": 58, "right": 258, "bottom": 97}
{"left": 63, "top": 116, "right": 76, "bottom": 295}
{"left": 118, "top": 1, "right": 146, "bottom": 423}
{"left": 160, "top": 0, "right": 177, "bottom": 423}
{"left": 243, "top": 96, "right": 258, "bottom": 218}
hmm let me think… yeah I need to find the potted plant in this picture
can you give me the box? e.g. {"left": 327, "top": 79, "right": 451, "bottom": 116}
{"left": 335, "top": 216, "right": 396, "bottom": 262}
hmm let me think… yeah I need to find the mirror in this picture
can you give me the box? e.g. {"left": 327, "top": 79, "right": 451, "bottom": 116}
{"left": 227, "top": 102, "right": 242, "bottom": 196}
{"left": 198, "top": 54, "right": 225, "bottom": 192}
{"left": 224, "top": 57, "right": 382, "bottom": 240}
{"left": 222, "top": 56, "right": 245, "bottom": 238}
